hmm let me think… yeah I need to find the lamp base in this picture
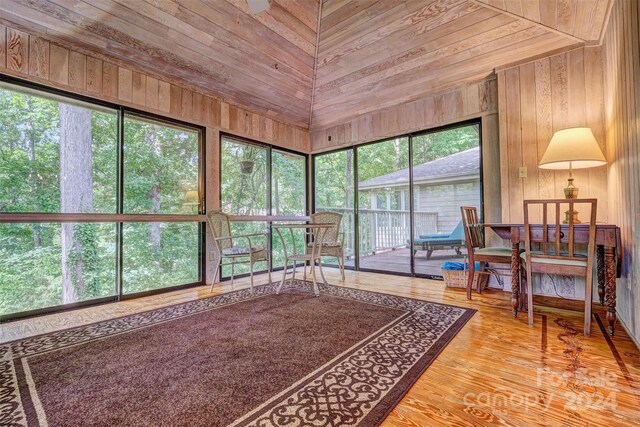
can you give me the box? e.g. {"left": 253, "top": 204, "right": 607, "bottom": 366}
{"left": 564, "top": 177, "right": 579, "bottom": 199}
{"left": 563, "top": 209, "right": 581, "bottom": 224}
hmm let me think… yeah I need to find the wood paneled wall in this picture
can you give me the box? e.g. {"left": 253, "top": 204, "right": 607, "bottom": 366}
{"left": 311, "top": 79, "right": 497, "bottom": 151}
{"left": 602, "top": 0, "right": 640, "bottom": 345}
{"left": 0, "top": 24, "right": 310, "bottom": 153}
{"left": 496, "top": 46, "right": 608, "bottom": 223}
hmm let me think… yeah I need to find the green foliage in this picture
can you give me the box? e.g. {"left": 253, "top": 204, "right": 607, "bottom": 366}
{"left": 220, "top": 139, "right": 307, "bottom": 275}
{"left": 66, "top": 223, "right": 100, "bottom": 299}
{"left": 412, "top": 125, "right": 479, "bottom": 165}
{"left": 315, "top": 126, "right": 480, "bottom": 211}
{"left": 123, "top": 117, "right": 198, "bottom": 214}
{"left": 0, "top": 86, "right": 200, "bottom": 316}
{"left": 315, "top": 150, "right": 354, "bottom": 209}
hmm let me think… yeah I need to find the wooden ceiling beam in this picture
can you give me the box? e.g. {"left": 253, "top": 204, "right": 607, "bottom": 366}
{"left": 308, "top": 0, "right": 323, "bottom": 128}
{"left": 470, "top": 0, "right": 587, "bottom": 43}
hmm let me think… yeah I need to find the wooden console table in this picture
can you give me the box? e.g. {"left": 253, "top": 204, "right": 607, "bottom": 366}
{"left": 486, "top": 223, "right": 622, "bottom": 335}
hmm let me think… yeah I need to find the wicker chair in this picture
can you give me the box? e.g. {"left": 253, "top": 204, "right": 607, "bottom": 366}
{"left": 306, "top": 211, "right": 345, "bottom": 280}
{"left": 206, "top": 211, "right": 271, "bottom": 293}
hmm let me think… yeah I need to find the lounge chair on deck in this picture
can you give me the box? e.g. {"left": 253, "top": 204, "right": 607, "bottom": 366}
{"left": 410, "top": 221, "right": 465, "bottom": 260}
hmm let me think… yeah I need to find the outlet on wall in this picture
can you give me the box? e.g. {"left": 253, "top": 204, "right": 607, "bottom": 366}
{"left": 518, "top": 166, "right": 528, "bottom": 178}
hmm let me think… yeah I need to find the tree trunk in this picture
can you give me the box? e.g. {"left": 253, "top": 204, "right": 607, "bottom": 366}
{"left": 60, "top": 104, "right": 94, "bottom": 304}
{"left": 273, "top": 178, "right": 280, "bottom": 215}
{"left": 149, "top": 184, "right": 161, "bottom": 252}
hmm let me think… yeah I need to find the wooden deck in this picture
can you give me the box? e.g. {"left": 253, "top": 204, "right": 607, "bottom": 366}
{"left": 2, "top": 269, "right": 638, "bottom": 426}
{"left": 346, "top": 247, "right": 466, "bottom": 276}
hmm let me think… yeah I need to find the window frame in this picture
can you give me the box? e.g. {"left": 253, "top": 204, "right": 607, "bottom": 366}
{"left": 0, "top": 74, "right": 206, "bottom": 321}
{"left": 218, "top": 132, "right": 309, "bottom": 278}
{"left": 311, "top": 118, "right": 484, "bottom": 279}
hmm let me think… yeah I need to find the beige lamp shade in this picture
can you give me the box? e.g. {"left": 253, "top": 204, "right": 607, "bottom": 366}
{"left": 539, "top": 127, "right": 606, "bottom": 169}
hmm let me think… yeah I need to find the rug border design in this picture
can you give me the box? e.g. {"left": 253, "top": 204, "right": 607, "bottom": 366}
{"left": 0, "top": 282, "right": 476, "bottom": 427}
{"left": 235, "top": 284, "right": 475, "bottom": 427}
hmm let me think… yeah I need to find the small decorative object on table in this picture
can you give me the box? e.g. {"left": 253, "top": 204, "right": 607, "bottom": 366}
{"left": 441, "top": 261, "right": 488, "bottom": 290}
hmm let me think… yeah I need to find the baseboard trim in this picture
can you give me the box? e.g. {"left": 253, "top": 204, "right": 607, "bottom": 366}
{"left": 617, "top": 314, "right": 640, "bottom": 351}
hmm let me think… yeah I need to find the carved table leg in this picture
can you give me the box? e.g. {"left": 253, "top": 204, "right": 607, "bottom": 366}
{"left": 511, "top": 242, "right": 520, "bottom": 317}
{"left": 597, "top": 245, "right": 605, "bottom": 305}
{"left": 605, "top": 247, "right": 617, "bottom": 336}
{"left": 519, "top": 262, "right": 527, "bottom": 312}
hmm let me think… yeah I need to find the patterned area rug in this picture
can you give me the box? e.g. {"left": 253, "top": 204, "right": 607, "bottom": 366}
{"left": 0, "top": 281, "right": 475, "bottom": 426}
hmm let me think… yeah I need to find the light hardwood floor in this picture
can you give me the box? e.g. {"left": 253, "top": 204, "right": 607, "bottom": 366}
{"left": 1, "top": 268, "right": 638, "bottom": 426}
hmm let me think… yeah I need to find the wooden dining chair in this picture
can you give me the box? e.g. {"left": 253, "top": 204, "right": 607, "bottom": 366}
{"left": 520, "top": 199, "right": 597, "bottom": 336}
{"left": 460, "top": 206, "right": 513, "bottom": 300}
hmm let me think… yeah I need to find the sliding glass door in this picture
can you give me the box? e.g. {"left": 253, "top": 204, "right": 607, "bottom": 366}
{"left": 122, "top": 114, "right": 203, "bottom": 294}
{"left": 314, "top": 149, "right": 355, "bottom": 267}
{"left": 0, "top": 80, "right": 204, "bottom": 320}
{"left": 271, "top": 149, "right": 307, "bottom": 268}
{"left": 411, "top": 124, "right": 481, "bottom": 276}
{"left": 220, "top": 137, "right": 269, "bottom": 277}
{"left": 357, "top": 138, "right": 411, "bottom": 274}
{"left": 312, "top": 120, "right": 482, "bottom": 278}
{"left": 219, "top": 135, "right": 308, "bottom": 277}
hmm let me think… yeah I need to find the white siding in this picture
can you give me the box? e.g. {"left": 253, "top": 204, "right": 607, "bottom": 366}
{"left": 416, "top": 179, "right": 481, "bottom": 233}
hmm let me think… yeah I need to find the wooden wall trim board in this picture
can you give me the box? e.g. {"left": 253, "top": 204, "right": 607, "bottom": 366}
{"left": 602, "top": 0, "right": 640, "bottom": 345}
{"left": 496, "top": 46, "right": 608, "bottom": 225}
{"left": 0, "top": 24, "right": 310, "bottom": 153}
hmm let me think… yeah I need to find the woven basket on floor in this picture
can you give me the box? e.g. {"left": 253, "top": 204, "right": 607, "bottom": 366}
{"left": 442, "top": 268, "right": 489, "bottom": 290}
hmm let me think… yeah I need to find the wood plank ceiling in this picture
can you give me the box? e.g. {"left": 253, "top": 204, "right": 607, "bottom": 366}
{"left": 0, "top": 0, "right": 612, "bottom": 130}
{"left": 0, "top": 0, "right": 320, "bottom": 128}
{"left": 312, "top": 0, "right": 612, "bottom": 127}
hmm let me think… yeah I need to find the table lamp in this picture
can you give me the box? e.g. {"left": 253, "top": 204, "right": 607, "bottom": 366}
{"left": 539, "top": 127, "right": 606, "bottom": 222}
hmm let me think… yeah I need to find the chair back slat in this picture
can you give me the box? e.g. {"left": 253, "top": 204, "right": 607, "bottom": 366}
{"left": 523, "top": 199, "right": 597, "bottom": 263}
{"left": 555, "top": 203, "right": 561, "bottom": 256}
{"left": 568, "top": 201, "right": 575, "bottom": 256}
{"left": 542, "top": 203, "right": 548, "bottom": 255}
{"left": 461, "top": 206, "right": 484, "bottom": 251}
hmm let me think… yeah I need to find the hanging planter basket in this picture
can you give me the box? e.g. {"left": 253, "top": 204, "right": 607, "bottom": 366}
{"left": 240, "top": 160, "right": 254, "bottom": 174}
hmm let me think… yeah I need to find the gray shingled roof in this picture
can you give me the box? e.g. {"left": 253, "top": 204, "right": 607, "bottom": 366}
{"left": 358, "top": 147, "right": 479, "bottom": 189}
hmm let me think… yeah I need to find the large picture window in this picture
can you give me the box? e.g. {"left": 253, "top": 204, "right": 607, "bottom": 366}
{"left": 0, "top": 80, "right": 204, "bottom": 320}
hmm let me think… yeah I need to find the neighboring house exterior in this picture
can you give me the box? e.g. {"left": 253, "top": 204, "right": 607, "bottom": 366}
{"left": 358, "top": 147, "right": 481, "bottom": 236}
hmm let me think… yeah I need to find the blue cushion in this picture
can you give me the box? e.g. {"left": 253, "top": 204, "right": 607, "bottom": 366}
{"left": 442, "top": 261, "right": 482, "bottom": 271}
{"left": 419, "top": 221, "right": 464, "bottom": 240}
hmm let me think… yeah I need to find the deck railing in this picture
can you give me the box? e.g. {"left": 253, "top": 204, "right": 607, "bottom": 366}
{"left": 318, "top": 208, "right": 438, "bottom": 257}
